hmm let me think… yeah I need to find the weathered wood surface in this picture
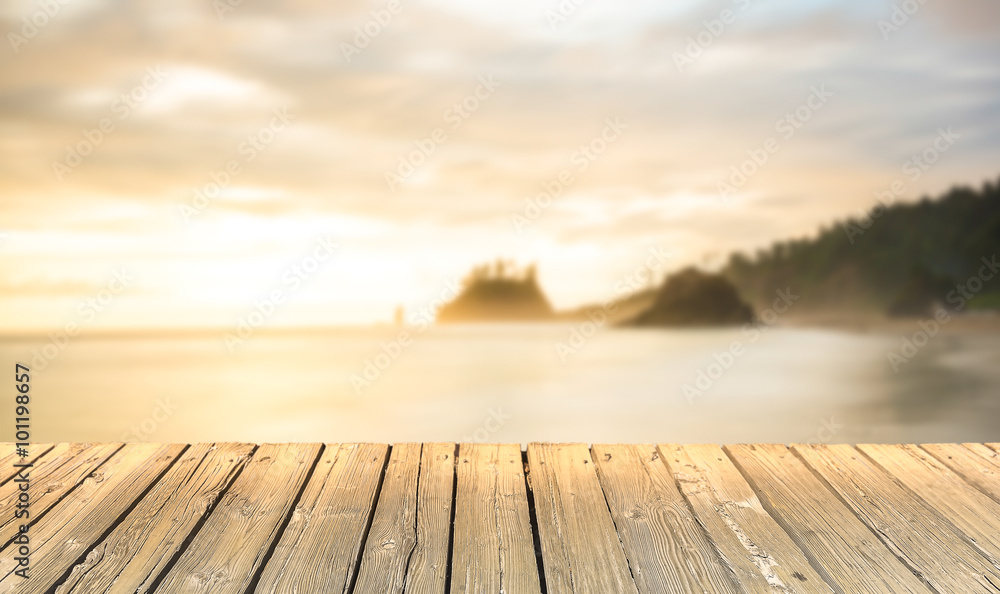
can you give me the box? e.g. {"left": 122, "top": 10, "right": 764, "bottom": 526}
{"left": 55, "top": 443, "right": 254, "bottom": 594}
{"left": 152, "top": 443, "right": 321, "bottom": 594}
{"left": 0, "top": 443, "right": 183, "bottom": 593}
{"left": 922, "top": 442, "right": 1000, "bottom": 503}
{"left": 794, "top": 443, "right": 1000, "bottom": 593}
{"left": 858, "top": 443, "right": 1000, "bottom": 563}
{"left": 527, "top": 443, "right": 639, "bottom": 594}
{"left": 4, "top": 442, "right": 1000, "bottom": 593}
{"left": 725, "top": 443, "right": 932, "bottom": 593}
{"left": 256, "top": 443, "right": 388, "bottom": 594}
{"left": 661, "top": 443, "right": 833, "bottom": 593}
{"left": 0, "top": 444, "right": 53, "bottom": 486}
{"left": 0, "top": 443, "right": 120, "bottom": 549}
{"left": 591, "top": 443, "right": 742, "bottom": 593}
{"left": 451, "top": 443, "right": 540, "bottom": 594}
{"left": 405, "top": 443, "right": 454, "bottom": 594}
{"left": 352, "top": 442, "right": 422, "bottom": 594}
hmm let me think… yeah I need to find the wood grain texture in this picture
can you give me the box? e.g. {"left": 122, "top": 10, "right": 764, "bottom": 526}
{"left": 527, "top": 443, "right": 639, "bottom": 594}
{"left": 591, "top": 444, "right": 742, "bottom": 593}
{"left": 13, "top": 441, "right": 1000, "bottom": 594}
{"left": 725, "top": 444, "right": 932, "bottom": 594}
{"left": 152, "top": 443, "right": 321, "bottom": 594}
{"left": 859, "top": 443, "right": 1000, "bottom": 563}
{"left": 53, "top": 443, "right": 254, "bottom": 594}
{"left": 964, "top": 442, "right": 1000, "bottom": 465}
{"left": 661, "top": 443, "right": 834, "bottom": 593}
{"left": 405, "top": 443, "right": 455, "bottom": 594}
{"left": 255, "top": 443, "right": 389, "bottom": 594}
{"left": 0, "top": 443, "right": 183, "bottom": 593}
{"left": 793, "top": 444, "right": 1000, "bottom": 593}
{"left": 920, "top": 443, "right": 1000, "bottom": 504}
{"left": 0, "top": 443, "right": 54, "bottom": 486}
{"left": 352, "top": 443, "right": 422, "bottom": 594}
{"left": 451, "top": 443, "right": 541, "bottom": 594}
{"left": 0, "top": 443, "right": 120, "bottom": 548}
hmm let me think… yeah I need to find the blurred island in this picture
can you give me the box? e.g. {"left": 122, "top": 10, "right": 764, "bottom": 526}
{"left": 432, "top": 175, "right": 1000, "bottom": 326}
{"left": 626, "top": 268, "right": 753, "bottom": 327}
{"left": 436, "top": 261, "right": 751, "bottom": 327}
{"left": 436, "top": 260, "right": 555, "bottom": 322}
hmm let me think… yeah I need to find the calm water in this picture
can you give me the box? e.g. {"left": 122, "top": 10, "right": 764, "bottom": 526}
{"left": 3, "top": 325, "right": 999, "bottom": 444}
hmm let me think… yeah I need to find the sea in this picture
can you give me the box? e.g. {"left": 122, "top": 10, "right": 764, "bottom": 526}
{"left": 3, "top": 324, "right": 999, "bottom": 445}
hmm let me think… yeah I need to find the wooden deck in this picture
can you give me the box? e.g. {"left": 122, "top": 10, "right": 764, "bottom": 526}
{"left": 3, "top": 443, "right": 1000, "bottom": 593}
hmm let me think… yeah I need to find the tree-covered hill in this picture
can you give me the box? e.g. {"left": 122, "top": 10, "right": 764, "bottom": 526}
{"left": 723, "top": 176, "right": 1000, "bottom": 314}
{"left": 436, "top": 259, "right": 555, "bottom": 322}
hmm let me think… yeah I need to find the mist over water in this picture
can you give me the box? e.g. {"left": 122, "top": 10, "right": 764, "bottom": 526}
{"left": 4, "top": 325, "right": 998, "bottom": 445}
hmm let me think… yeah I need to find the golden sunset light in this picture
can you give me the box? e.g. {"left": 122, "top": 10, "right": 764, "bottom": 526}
{"left": 3, "top": 2, "right": 1000, "bottom": 589}
{"left": 3, "top": 0, "right": 998, "bottom": 331}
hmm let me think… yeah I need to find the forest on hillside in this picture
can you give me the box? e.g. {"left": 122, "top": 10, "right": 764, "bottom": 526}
{"left": 723, "top": 176, "right": 1000, "bottom": 314}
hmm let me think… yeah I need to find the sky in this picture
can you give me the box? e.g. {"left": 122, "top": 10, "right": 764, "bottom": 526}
{"left": 1, "top": 0, "right": 999, "bottom": 330}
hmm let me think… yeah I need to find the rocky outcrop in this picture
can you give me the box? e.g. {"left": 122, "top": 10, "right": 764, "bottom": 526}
{"left": 628, "top": 267, "right": 753, "bottom": 327}
{"left": 436, "top": 260, "right": 554, "bottom": 323}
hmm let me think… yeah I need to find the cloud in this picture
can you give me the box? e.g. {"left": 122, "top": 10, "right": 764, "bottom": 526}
{"left": 1, "top": 0, "right": 999, "bottom": 324}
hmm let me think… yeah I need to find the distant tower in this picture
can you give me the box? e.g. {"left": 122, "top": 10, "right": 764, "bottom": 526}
{"left": 394, "top": 305, "right": 405, "bottom": 327}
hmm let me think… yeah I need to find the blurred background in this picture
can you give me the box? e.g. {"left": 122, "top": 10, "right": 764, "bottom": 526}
{"left": 1, "top": 0, "right": 999, "bottom": 444}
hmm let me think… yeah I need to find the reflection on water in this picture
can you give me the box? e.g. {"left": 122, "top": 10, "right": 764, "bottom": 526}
{"left": 2, "top": 325, "right": 998, "bottom": 444}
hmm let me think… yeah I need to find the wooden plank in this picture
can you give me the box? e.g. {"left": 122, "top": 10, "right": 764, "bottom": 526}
{"left": 14, "top": 440, "right": 1000, "bottom": 594}
{"left": 0, "top": 444, "right": 53, "bottom": 487}
{"left": 988, "top": 443, "right": 1000, "bottom": 453}
{"left": 793, "top": 444, "right": 1000, "bottom": 593}
{"left": 405, "top": 443, "right": 455, "bottom": 594}
{"left": 527, "top": 443, "right": 639, "bottom": 594}
{"left": 53, "top": 443, "right": 254, "bottom": 594}
{"left": 152, "top": 443, "right": 321, "bottom": 594}
{"left": 451, "top": 444, "right": 540, "bottom": 594}
{"left": 860, "top": 443, "right": 1000, "bottom": 563}
{"left": 661, "top": 444, "right": 834, "bottom": 593}
{"left": 255, "top": 443, "right": 389, "bottom": 594}
{"left": 0, "top": 443, "right": 184, "bottom": 592}
{"left": 921, "top": 443, "right": 1000, "bottom": 504}
{"left": 725, "top": 444, "right": 932, "bottom": 594}
{"left": 352, "top": 443, "right": 422, "bottom": 594}
{"left": 590, "top": 444, "right": 742, "bottom": 593}
{"left": 964, "top": 442, "right": 1000, "bottom": 465}
{"left": 0, "top": 443, "right": 121, "bottom": 548}
{"left": 0, "top": 444, "right": 19, "bottom": 474}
